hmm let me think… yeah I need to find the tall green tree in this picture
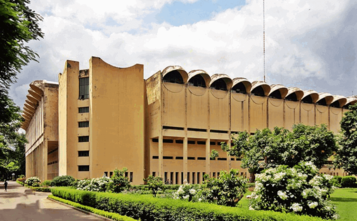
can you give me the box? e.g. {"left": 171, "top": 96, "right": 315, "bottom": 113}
{"left": 222, "top": 124, "right": 338, "bottom": 182}
{"left": 334, "top": 103, "right": 357, "bottom": 174}
{"left": 0, "top": 0, "right": 44, "bottom": 90}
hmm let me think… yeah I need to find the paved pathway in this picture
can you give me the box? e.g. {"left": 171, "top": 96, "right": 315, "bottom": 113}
{"left": 0, "top": 181, "right": 105, "bottom": 221}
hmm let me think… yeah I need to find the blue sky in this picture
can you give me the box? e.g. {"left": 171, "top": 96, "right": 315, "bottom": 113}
{"left": 156, "top": 0, "right": 246, "bottom": 26}
{"left": 9, "top": 0, "right": 357, "bottom": 108}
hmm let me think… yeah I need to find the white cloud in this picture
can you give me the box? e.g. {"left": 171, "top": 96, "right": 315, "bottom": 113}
{"left": 11, "top": 0, "right": 357, "bottom": 108}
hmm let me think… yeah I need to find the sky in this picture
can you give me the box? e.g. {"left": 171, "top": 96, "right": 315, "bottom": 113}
{"left": 9, "top": 0, "right": 357, "bottom": 108}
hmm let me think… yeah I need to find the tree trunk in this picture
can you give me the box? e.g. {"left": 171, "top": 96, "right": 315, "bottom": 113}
{"left": 249, "top": 172, "right": 255, "bottom": 183}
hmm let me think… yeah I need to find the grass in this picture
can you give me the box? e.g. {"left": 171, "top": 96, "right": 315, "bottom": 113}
{"left": 330, "top": 188, "right": 357, "bottom": 221}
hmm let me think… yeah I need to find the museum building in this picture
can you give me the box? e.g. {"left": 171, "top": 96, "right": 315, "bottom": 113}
{"left": 21, "top": 57, "right": 357, "bottom": 184}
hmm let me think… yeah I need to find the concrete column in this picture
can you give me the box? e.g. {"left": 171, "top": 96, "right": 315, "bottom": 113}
{"left": 205, "top": 138, "right": 210, "bottom": 177}
{"left": 227, "top": 140, "right": 231, "bottom": 170}
{"left": 158, "top": 134, "right": 163, "bottom": 177}
{"left": 183, "top": 137, "right": 188, "bottom": 183}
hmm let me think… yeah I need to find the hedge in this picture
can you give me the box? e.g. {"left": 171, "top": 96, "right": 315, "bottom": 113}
{"left": 341, "top": 176, "right": 357, "bottom": 187}
{"left": 51, "top": 187, "right": 327, "bottom": 221}
{"left": 48, "top": 195, "right": 136, "bottom": 221}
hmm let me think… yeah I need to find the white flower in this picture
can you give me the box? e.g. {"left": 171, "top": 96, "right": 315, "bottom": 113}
{"left": 183, "top": 195, "right": 190, "bottom": 199}
{"left": 308, "top": 202, "right": 318, "bottom": 209}
{"left": 324, "top": 174, "right": 333, "bottom": 180}
{"left": 290, "top": 203, "right": 303, "bottom": 212}
{"left": 278, "top": 191, "right": 288, "bottom": 200}
{"left": 249, "top": 206, "right": 255, "bottom": 210}
{"left": 189, "top": 189, "right": 196, "bottom": 195}
{"left": 198, "top": 198, "right": 202, "bottom": 202}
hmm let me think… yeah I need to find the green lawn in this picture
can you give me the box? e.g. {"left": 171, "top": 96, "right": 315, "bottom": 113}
{"left": 330, "top": 188, "right": 357, "bottom": 221}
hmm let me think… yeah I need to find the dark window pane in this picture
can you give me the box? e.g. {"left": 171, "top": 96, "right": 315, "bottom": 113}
{"left": 79, "top": 77, "right": 89, "bottom": 99}
{"left": 78, "top": 151, "right": 89, "bottom": 157}
{"left": 78, "top": 136, "right": 89, "bottom": 142}
{"left": 78, "top": 121, "right": 89, "bottom": 127}
{"left": 78, "top": 165, "right": 89, "bottom": 171}
{"left": 79, "top": 107, "right": 89, "bottom": 113}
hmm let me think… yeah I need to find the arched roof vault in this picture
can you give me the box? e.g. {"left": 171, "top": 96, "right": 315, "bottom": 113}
{"left": 232, "top": 78, "right": 252, "bottom": 94}
{"left": 251, "top": 81, "right": 271, "bottom": 96}
{"left": 269, "top": 84, "right": 288, "bottom": 99}
{"left": 188, "top": 69, "right": 211, "bottom": 87}
{"left": 302, "top": 90, "right": 319, "bottom": 103}
{"left": 209, "top": 74, "right": 233, "bottom": 89}
{"left": 162, "top": 65, "right": 188, "bottom": 83}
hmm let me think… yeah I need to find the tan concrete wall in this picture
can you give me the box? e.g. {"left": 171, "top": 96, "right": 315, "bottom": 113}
{"left": 268, "top": 98, "right": 284, "bottom": 130}
{"left": 250, "top": 95, "right": 268, "bottom": 132}
{"left": 90, "top": 57, "right": 145, "bottom": 185}
{"left": 316, "top": 105, "right": 329, "bottom": 127}
{"left": 187, "top": 86, "right": 209, "bottom": 129}
{"left": 301, "top": 103, "right": 315, "bottom": 126}
{"left": 162, "top": 83, "right": 186, "bottom": 128}
{"left": 330, "top": 107, "right": 343, "bottom": 133}
{"left": 284, "top": 100, "right": 300, "bottom": 130}
{"left": 231, "top": 93, "right": 249, "bottom": 133}
{"left": 210, "top": 90, "right": 230, "bottom": 131}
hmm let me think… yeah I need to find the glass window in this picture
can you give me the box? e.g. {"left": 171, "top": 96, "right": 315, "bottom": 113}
{"left": 79, "top": 77, "right": 89, "bottom": 99}
{"left": 79, "top": 107, "right": 89, "bottom": 113}
{"left": 78, "top": 151, "right": 89, "bottom": 157}
{"left": 78, "top": 165, "right": 89, "bottom": 171}
{"left": 78, "top": 121, "right": 89, "bottom": 128}
{"left": 78, "top": 136, "right": 89, "bottom": 142}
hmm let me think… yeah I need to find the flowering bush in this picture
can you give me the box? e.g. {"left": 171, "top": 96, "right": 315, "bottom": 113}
{"left": 51, "top": 175, "right": 75, "bottom": 186}
{"left": 25, "top": 177, "right": 41, "bottom": 186}
{"left": 204, "top": 169, "right": 247, "bottom": 206}
{"left": 249, "top": 162, "right": 338, "bottom": 219}
{"left": 106, "top": 167, "right": 131, "bottom": 193}
{"left": 144, "top": 175, "right": 165, "bottom": 197}
{"left": 172, "top": 183, "right": 202, "bottom": 202}
{"left": 77, "top": 177, "right": 112, "bottom": 192}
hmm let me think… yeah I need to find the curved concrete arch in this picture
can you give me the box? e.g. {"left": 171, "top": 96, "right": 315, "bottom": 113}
{"left": 317, "top": 93, "right": 334, "bottom": 105}
{"left": 23, "top": 106, "right": 35, "bottom": 115}
{"left": 330, "top": 95, "right": 347, "bottom": 108}
{"left": 209, "top": 74, "right": 233, "bottom": 90}
{"left": 345, "top": 97, "right": 357, "bottom": 106}
{"left": 30, "top": 80, "right": 45, "bottom": 96}
{"left": 269, "top": 84, "right": 288, "bottom": 99}
{"left": 286, "top": 87, "right": 304, "bottom": 101}
{"left": 302, "top": 90, "right": 319, "bottom": 103}
{"left": 22, "top": 112, "right": 32, "bottom": 120}
{"left": 24, "top": 102, "right": 36, "bottom": 111}
{"left": 26, "top": 95, "right": 38, "bottom": 106}
{"left": 188, "top": 69, "right": 211, "bottom": 87}
{"left": 162, "top": 65, "right": 188, "bottom": 83}
{"left": 28, "top": 89, "right": 42, "bottom": 101}
{"left": 251, "top": 81, "right": 271, "bottom": 96}
{"left": 232, "top": 77, "right": 252, "bottom": 94}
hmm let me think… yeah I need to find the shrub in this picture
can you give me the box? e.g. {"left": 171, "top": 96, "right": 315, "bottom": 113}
{"left": 204, "top": 169, "right": 247, "bottom": 206}
{"left": 71, "top": 179, "right": 79, "bottom": 187}
{"left": 77, "top": 177, "right": 112, "bottom": 192}
{"left": 144, "top": 175, "right": 165, "bottom": 197}
{"left": 250, "top": 162, "right": 337, "bottom": 220}
{"left": 51, "top": 175, "right": 75, "bottom": 186}
{"left": 106, "top": 167, "right": 130, "bottom": 193}
{"left": 32, "top": 182, "right": 40, "bottom": 187}
{"left": 51, "top": 187, "right": 326, "bottom": 221}
{"left": 41, "top": 180, "right": 52, "bottom": 187}
{"left": 330, "top": 176, "right": 342, "bottom": 187}
{"left": 341, "top": 176, "right": 357, "bottom": 187}
{"left": 17, "top": 177, "right": 26, "bottom": 183}
{"left": 18, "top": 174, "right": 25, "bottom": 179}
{"left": 25, "top": 177, "right": 41, "bottom": 186}
{"left": 48, "top": 195, "right": 136, "bottom": 221}
{"left": 172, "top": 183, "right": 202, "bottom": 202}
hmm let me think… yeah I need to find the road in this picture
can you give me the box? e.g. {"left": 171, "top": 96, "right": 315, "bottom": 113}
{"left": 0, "top": 181, "right": 105, "bottom": 221}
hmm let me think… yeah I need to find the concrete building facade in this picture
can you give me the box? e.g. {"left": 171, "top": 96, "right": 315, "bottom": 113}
{"left": 22, "top": 57, "right": 357, "bottom": 184}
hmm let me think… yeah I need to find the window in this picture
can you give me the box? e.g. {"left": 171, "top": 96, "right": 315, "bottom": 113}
{"left": 152, "top": 172, "right": 156, "bottom": 177}
{"left": 188, "top": 157, "right": 195, "bottom": 160}
{"left": 163, "top": 156, "right": 173, "bottom": 159}
{"left": 232, "top": 83, "right": 247, "bottom": 94}
{"left": 152, "top": 156, "right": 159, "bottom": 159}
{"left": 78, "top": 165, "right": 89, "bottom": 171}
{"left": 213, "top": 172, "right": 216, "bottom": 178}
{"left": 175, "top": 140, "right": 183, "bottom": 144}
{"left": 197, "top": 172, "right": 200, "bottom": 184}
{"left": 210, "top": 142, "right": 216, "bottom": 145}
{"left": 197, "top": 141, "right": 206, "bottom": 145}
{"left": 269, "top": 90, "right": 282, "bottom": 99}
{"left": 164, "top": 172, "right": 168, "bottom": 183}
{"left": 192, "top": 172, "right": 195, "bottom": 184}
{"left": 302, "top": 95, "right": 313, "bottom": 104}
{"left": 188, "top": 140, "right": 195, "bottom": 144}
{"left": 210, "top": 79, "right": 227, "bottom": 91}
{"left": 110, "top": 171, "right": 113, "bottom": 178}
{"left": 170, "top": 172, "right": 173, "bottom": 184}
{"left": 125, "top": 172, "right": 128, "bottom": 177}
{"left": 163, "top": 139, "right": 173, "bottom": 143}
{"left": 79, "top": 77, "right": 89, "bottom": 99}
{"left": 285, "top": 93, "right": 298, "bottom": 101}
{"left": 176, "top": 156, "right": 183, "bottom": 160}
{"left": 163, "top": 71, "right": 184, "bottom": 84}
{"left": 78, "top": 121, "right": 89, "bottom": 128}
{"left": 104, "top": 172, "right": 108, "bottom": 177}
{"left": 181, "top": 172, "right": 184, "bottom": 184}
{"left": 197, "top": 157, "right": 206, "bottom": 160}
{"left": 175, "top": 172, "right": 179, "bottom": 184}
{"left": 78, "top": 151, "right": 89, "bottom": 157}
{"left": 78, "top": 136, "right": 89, "bottom": 142}
{"left": 188, "top": 75, "right": 206, "bottom": 88}
{"left": 187, "top": 172, "right": 190, "bottom": 183}
{"left": 152, "top": 138, "right": 158, "bottom": 142}
{"left": 251, "top": 86, "right": 265, "bottom": 96}
{"left": 130, "top": 172, "right": 133, "bottom": 182}
{"left": 78, "top": 107, "right": 89, "bottom": 113}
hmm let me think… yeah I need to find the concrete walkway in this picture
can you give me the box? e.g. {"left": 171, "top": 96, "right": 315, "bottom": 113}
{"left": 0, "top": 181, "right": 105, "bottom": 221}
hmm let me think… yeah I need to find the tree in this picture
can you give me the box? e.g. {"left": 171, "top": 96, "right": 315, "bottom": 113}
{"left": 106, "top": 167, "right": 131, "bottom": 193}
{"left": 0, "top": 0, "right": 44, "bottom": 90}
{"left": 334, "top": 103, "right": 357, "bottom": 174}
{"left": 222, "top": 124, "right": 338, "bottom": 182}
{"left": 0, "top": 96, "right": 26, "bottom": 179}
{"left": 144, "top": 175, "right": 165, "bottom": 197}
